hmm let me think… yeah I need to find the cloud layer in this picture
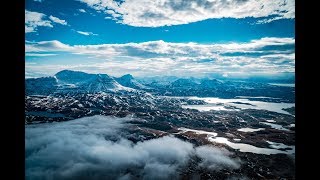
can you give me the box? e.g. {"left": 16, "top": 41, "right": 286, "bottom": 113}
{"left": 76, "top": 31, "right": 98, "bottom": 36}
{"left": 79, "top": 0, "right": 295, "bottom": 27}
{"left": 49, "top": 15, "right": 68, "bottom": 25}
{"left": 26, "top": 115, "right": 240, "bottom": 180}
{"left": 78, "top": 9, "right": 86, "bottom": 13}
{"left": 25, "top": 10, "right": 68, "bottom": 33}
{"left": 25, "top": 37, "right": 295, "bottom": 77}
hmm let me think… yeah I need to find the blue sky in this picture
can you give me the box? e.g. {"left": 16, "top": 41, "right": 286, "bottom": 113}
{"left": 25, "top": 0, "right": 295, "bottom": 78}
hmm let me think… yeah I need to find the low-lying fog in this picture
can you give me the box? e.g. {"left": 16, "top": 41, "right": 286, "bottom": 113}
{"left": 26, "top": 115, "right": 240, "bottom": 180}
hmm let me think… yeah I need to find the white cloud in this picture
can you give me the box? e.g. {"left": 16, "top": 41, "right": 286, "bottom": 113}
{"left": 25, "top": 37, "right": 295, "bottom": 76}
{"left": 26, "top": 115, "right": 239, "bottom": 179}
{"left": 49, "top": 15, "right": 68, "bottom": 25}
{"left": 196, "top": 146, "right": 240, "bottom": 170}
{"left": 26, "top": 40, "right": 72, "bottom": 52}
{"left": 76, "top": 30, "right": 98, "bottom": 36}
{"left": 78, "top": 9, "right": 86, "bottom": 13}
{"left": 33, "top": 0, "right": 43, "bottom": 2}
{"left": 79, "top": 0, "right": 295, "bottom": 27}
{"left": 25, "top": 10, "right": 68, "bottom": 33}
{"left": 25, "top": 38, "right": 294, "bottom": 59}
{"left": 256, "top": 16, "right": 284, "bottom": 24}
{"left": 25, "top": 10, "right": 53, "bottom": 33}
{"left": 26, "top": 53, "right": 57, "bottom": 57}
{"left": 261, "top": 53, "right": 295, "bottom": 60}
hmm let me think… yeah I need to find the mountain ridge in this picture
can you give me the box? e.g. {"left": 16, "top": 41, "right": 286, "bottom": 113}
{"left": 27, "top": 70, "right": 135, "bottom": 95}
{"left": 25, "top": 70, "right": 295, "bottom": 103}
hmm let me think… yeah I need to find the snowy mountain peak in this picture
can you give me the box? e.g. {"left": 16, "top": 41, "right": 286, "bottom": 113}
{"left": 55, "top": 70, "right": 89, "bottom": 77}
{"left": 55, "top": 70, "right": 95, "bottom": 84}
{"left": 116, "top": 74, "right": 150, "bottom": 90}
{"left": 121, "top": 74, "right": 134, "bottom": 80}
{"left": 27, "top": 70, "right": 136, "bottom": 95}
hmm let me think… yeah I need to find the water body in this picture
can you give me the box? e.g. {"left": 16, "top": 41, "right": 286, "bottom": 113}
{"left": 208, "top": 137, "right": 294, "bottom": 155}
{"left": 268, "top": 83, "right": 295, "bottom": 87}
{"left": 26, "top": 111, "right": 66, "bottom": 118}
{"left": 177, "top": 128, "right": 294, "bottom": 155}
{"left": 182, "top": 97, "right": 294, "bottom": 115}
{"left": 260, "top": 122, "right": 290, "bottom": 131}
{"left": 289, "top": 124, "right": 295, "bottom": 128}
{"left": 235, "top": 96, "right": 281, "bottom": 99}
{"left": 266, "top": 120, "right": 276, "bottom": 123}
{"left": 237, "top": 128, "right": 265, "bottom": 132}
{"left": 182, "top": 104, "right": 233, "bottom": 112}
{"left": 177, "top": 127, "right": 218, "bottom": 137}
{"left": 267, "top": 141, "right": 295, "bottom": 154}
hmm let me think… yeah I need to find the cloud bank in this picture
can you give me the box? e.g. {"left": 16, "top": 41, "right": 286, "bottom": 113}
{"left": 25, "top": 10, "right": 68, "bottom": 33}
{"left": 25, "top": 37, "right": 295, "bottom": 77}
{"left": 49, "top": 15, "right": 68, "bottom": 25}
{"left": 79, "top": 0, "right": 295, "bottom": 27}
{"left": 26, "top": 115, "right": 240, "bottom": 180}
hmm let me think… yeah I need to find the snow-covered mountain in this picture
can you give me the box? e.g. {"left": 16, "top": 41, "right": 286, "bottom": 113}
{"left": 137, "top": 76, "right": 179, "bottom": 86}
{"left": 199, "top": 79, "right": 224, "bottom": 89}
{"left": 63, "top": 74, "right": 134, "bottom": 94}
{"left": 25, "top": 77, "right": 58, "bottom": 95}
{"left": 26, "top": 70, "right": 135, "bottom": 95}
{"left": 116, "top": 74, "right": 151, "bottom": 90}
{"left": 25, "top": 70, "right": 295, "bottom": 102}
{"left": 170, "top": 78, "right": 199, "bottom": 88}
{"left": 169, "top": 78, "right": 223, "bottom": 89}
{"left": 55, "top": 70, "right": 95, "bottom": 84}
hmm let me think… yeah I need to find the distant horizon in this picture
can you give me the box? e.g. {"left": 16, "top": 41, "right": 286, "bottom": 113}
{"left": 25, "top": 69, "right": 295, "bottom": 83}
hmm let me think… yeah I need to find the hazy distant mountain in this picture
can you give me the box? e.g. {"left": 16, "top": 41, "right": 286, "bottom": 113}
{"left": 199, "top": 79, "right": 224, "bottom": 89}
{"left": 25, "top": 77, "right": 58, "bottom": 95}
{"left": 25, "top": 70, "right": 295, "bottom": 102}
{"left": 137, "top": 76, "right": 179, "bottom": 86}
{"left": 116, "top": 74, "right": 150, "bottom": 90}
{"left": 170, "top": 78, "right": 199, "bottom": 88}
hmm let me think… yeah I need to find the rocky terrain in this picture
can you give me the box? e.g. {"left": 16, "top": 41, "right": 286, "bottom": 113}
{"left": 25, "top": 70, "right": 295, "bottom": 179}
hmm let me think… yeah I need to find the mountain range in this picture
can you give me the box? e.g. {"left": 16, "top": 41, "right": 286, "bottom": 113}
{"left": 26, "top": 70, "right": 295, "bottom": 103}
